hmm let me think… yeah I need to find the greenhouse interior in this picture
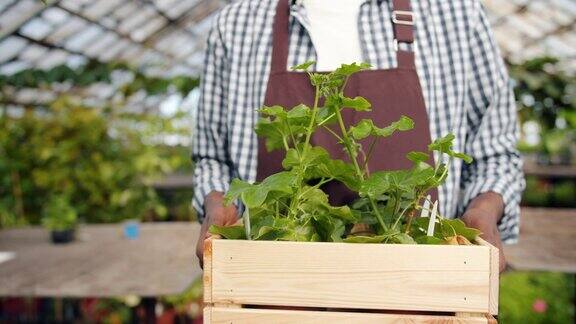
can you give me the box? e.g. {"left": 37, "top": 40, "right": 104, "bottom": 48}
{"left": 0, "top": 0, "right": 574, "bottom": 323}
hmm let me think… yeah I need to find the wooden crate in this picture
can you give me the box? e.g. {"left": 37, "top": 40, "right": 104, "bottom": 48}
{"left": 203, "top": 237, "right": 499, "bottom": 323}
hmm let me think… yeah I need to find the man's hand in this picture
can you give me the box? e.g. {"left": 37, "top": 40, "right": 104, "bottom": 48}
{"left": 196, "top": 191, "right": 238, "bottom": 268}
{"left": 461, "top": 192, "right": 507, "bottom": 272}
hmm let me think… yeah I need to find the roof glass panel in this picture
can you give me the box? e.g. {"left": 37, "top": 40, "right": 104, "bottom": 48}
{"left": 0, "top": 36, "right": 28, "bottom": 63}
{"left": 64, "top": 24, "right": 104, "bottom": 52}
{"left": 0, "top": 0, "right": 574, "bottom": 82}
{"left": 20, "top": 17, "right": 54, "bottom": 40}
{"left": 84, "top": 0, "right": 123, "bottom": 20}
{"left": 42, "top": 7, "right": 70, "bottom": 24}
{"left": 0, "top": 60, "right": 31, "bottom": 75}
{"left": 131, "top": 16, "right": 166, "bottom": 42}
{"left": 47, "top": 17, "right": 88, "bottom": 43}
{"left": 20, "top": 44, "right": 49, "bottom": 63}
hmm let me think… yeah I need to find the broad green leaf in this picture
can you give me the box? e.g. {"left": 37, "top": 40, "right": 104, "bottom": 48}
{"left": 209, "top": 225, "right": 246, "bottom": 240}
{"left": 428, "top": 134, "right": 473, "bottom": 163}
{"left": 282, "top": 145, "right": 330, "bottom": 169}
{"left": 439, "top": 219, "right": 482, "bottom": 241}
{"left": 428, "top": 134, "right": 455, "bottom": 153}
{"left": 359, "top": 171, "right": 391, "bottom": 198}
{"left": 312, "top": 214, "right": 345, "bottom": 242}
{"left": 286, "top": 104, "right": 311, "bottom": 120}
{"left": 283, "top": 223, "right": 317, "bottom": 242}
{"left": 349, "top": 116, "right": 414, "bottom": 140}
{"left": 316, "top": 106, "right": 337, "bottom": 126}
{"left": 349, "top": 120, "right": 373, "bottom": 140}
{"left": 300, "top": 187, "right": 358, "bottom": 222}
{"left": 415, "top": 236, "right": 444, "bottom": 245}
{"left": 241, "top": 187, "right": 270, "bottom": 209}
{"left": 224, "top": 178, "right": 254, "bottom": 205}
{"left": 390, "top": 233, "right": 417, "bottom": 244}
{"left": 260, "top": 105, "right": 287, "bottom": 118}
{"left": 291, "top": 61, "right": 315, "bottom": 71}
{"left": 343, "top": 235, "right": 387, "bottom": 243}
{"left": 333, "top": 62, "right": 371, "bottom": 77}
{"left": 235, "top": 171, "right": 297, "bottom": 208}
{"left": 255, "top": 118, "right": 286, "bottom": 151}
{"left": 341, "top": 96, "right": 371, "bottom": 111}
{"left": 254, "top": 225, "right": 288, "bottom": 241}
{"left": 452, "top": 152, "right": 473, "bottom": 163}
{"left": 407, "top": 151, "right": 429, "bottom": 163}
{"left": 305, "top": 158, "right": 359, "bottom": 191}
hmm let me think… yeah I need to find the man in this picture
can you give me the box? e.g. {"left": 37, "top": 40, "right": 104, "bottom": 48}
{"left": 192, "top": 0, "right": 524, "bottom": 271}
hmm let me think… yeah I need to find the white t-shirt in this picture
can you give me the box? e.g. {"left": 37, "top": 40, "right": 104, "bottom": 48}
{"left": 301, "top": 0, "right": 365, "bottom": 71}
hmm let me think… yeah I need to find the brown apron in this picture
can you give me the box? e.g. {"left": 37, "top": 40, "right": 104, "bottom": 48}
{"left": 257, "top": 0, "right": 438, "bottom": 206}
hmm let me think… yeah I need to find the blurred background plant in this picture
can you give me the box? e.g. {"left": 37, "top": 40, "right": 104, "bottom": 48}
{"left": 41, "top": 195, "right": 77, "bottom": 231}
{"left": 499, "top": 271, "right": 575, "bottom": 324}
{"left": 510, "top": 57, "right": 576, "bottom": 166}
{"left": 0, "top": 61, "right": 197, "bottom": 228}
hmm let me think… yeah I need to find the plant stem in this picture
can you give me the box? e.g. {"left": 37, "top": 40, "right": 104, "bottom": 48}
{"left": 362, "top": 137, "right": 378, "bottom": 176}
{"left": 332, "top": 99, "right": 388, "bottom": 231}
{"left": 303, "top": 85, "right": 321, "bottom": 151}
{"left": 289, "top": 84, "right": 321, "bottom": 220}
{"left": 404, "top": 209, "right": 416, "bottom": 234}
{"left": 321, "top": 125, "right": 344, "bottom": 143}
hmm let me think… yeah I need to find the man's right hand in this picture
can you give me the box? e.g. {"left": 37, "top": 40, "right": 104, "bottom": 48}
{"left": 196, "top": 191, "right": 238, "bottom": 268}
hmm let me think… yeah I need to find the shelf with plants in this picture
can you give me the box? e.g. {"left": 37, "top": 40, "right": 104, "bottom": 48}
{"left": 509, "top": 57, "right": 576, "bottom": 210}
{"left": 0, "top": 60, "right": 198, "bottom": 230}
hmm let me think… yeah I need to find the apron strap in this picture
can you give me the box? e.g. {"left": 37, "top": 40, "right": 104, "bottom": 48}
{"left": 391, "top": 0, "right": 416, "bottom": 68}
{"left": 271, "top": 0, "right": 417, "bottom": 71}
{"left": 270, "top": 0, "right": 291, "bottom": 74}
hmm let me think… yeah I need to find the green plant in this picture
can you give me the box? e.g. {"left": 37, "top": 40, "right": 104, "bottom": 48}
{"left": 41, "top": 196, "right": 77, "bottom": 231}
{"left": 0, "top": 98, "right": 190, "bottom": 227}
{"left": 500, "top": 271, "right": 575, "bottom": 324}
{"left": 0, "top": 58, "right": 196, "bottom": 228}
{"left": 210, "top": 62, "right": 477, "bottom": 245}
{"left": 510, "top": 57, "right": 576, "bottom": 163}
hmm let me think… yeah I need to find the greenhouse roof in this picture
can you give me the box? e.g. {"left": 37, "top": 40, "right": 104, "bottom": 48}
{"left": 0, "top": 0, "right": 575, "bottom": 77}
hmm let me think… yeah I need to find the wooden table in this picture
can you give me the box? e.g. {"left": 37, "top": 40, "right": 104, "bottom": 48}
{"left": 505, "top": 208, "right": 576, "bottom": 273}
{"left": 523, "top": 162, "right": 576, "bottom": 178}
{"left": 0, "top": 222, "right": 202, "bottom": 297}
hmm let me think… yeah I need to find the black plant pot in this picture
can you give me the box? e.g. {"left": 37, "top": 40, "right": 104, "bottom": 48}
{"left": 51, "top": 229, "right": 75, "bottom": 244}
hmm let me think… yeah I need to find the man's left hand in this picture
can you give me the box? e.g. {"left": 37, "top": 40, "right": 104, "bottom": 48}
{"left": 461, "top": 192, "right": 507, "bottom": 273}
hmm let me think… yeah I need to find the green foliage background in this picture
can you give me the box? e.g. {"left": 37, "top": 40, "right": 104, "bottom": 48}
{"left": 500, "top": 271, "right": 575, "bottom": 323}
{"left": 509, "top": 57, "right": 576, "bottom": 163}
{"left": 0, "top": 61, "right": 196, "bottom": 227}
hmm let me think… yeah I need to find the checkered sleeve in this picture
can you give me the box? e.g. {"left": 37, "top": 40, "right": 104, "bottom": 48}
{"left": 459, "top": 3, "right": 525, "bottom": 244}
{"left": 191, "top": 12, "right": 232, "bottom": 222}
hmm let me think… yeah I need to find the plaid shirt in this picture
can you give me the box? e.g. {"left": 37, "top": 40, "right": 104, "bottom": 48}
{"left": 192, "top": 0, "right": 525, "bottom": 243}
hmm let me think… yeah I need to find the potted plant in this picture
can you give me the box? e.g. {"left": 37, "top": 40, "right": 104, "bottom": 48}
{"left": 42, "top": 195, "right": 78, "bottom": 244}
{"left": 203, "top": 63, "right": 499, "bottom": 323}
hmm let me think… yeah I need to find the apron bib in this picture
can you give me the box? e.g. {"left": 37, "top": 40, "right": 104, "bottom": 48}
{"left": 257, "top": 0, "right": 438, "bottom": 206}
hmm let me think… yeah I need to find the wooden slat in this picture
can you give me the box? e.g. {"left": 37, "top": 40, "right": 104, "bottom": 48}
{"left": 476, "top": 238, "right": 499, "bottom": 315}
{"left": 204, "top": 305, "right": 212, "bottom": 323}
{"left": 207, "top": 307, "right": 491, "bottom": 324}
{"left": 505, "top": 208, "right": 576, "bottom": 272}
{"left": 209, "top": 240, "right": 492, "bottom": 313}
{"left": 203, "top": 237, "right": 213, "bottom": 303}
{"left": 523, "top": 162, "right": 576, "bottom": 178}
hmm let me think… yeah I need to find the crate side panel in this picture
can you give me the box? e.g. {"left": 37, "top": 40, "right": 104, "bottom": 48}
{"left": 211, "top": 240, "right": 491, "bottom": 313}
{"left": 476, "top": 238, "right": 500, "bottom": 315}
{"left": 203, "top": 238, "right": 213, "bottom": 303}
{"left": 209, "top": 307, "right": 490, "bottom": 324}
